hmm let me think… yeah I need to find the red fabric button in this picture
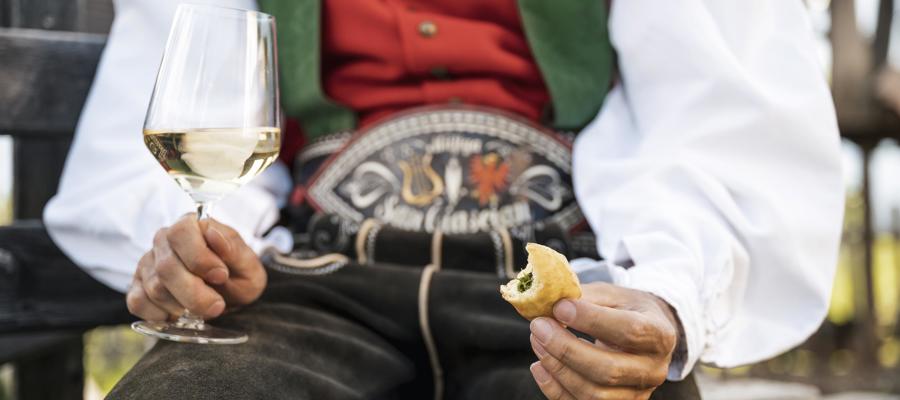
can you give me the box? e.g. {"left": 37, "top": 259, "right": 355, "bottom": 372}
{"left": 320, "top": 0, "right": 550, "bottom": 129}
{"left": 418, "top": 20, "right": 438, "bottom": 37}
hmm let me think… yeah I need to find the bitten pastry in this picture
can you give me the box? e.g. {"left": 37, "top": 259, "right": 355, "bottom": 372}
{"left": 500, "top": 243, "right": 582, "bottom": 320}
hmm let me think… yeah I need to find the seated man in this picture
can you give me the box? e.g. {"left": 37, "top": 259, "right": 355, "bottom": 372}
{"left": 45, "top": 0, "right": 844, "bottom": 398}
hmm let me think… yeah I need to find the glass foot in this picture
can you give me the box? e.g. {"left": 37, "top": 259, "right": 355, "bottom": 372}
{"left": 132, "top": 320, "right": 248, "bottom": 344}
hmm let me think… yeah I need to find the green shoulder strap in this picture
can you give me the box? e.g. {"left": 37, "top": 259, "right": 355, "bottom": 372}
{"left": 518, "top": 0, "right": 614, "bottom": 131}
{"left": 259, "top": 0, "right": 355, "bottom": 139}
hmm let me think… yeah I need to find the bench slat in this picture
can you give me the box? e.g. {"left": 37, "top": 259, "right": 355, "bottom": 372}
{"left": 0, "top": 221, "right": 132, "bottom": 333}
{"left": 0, "top": 27, "right": 105, "bottom": 136}
{"left": 12, "top": 138, "right": 72, "bottom": 219}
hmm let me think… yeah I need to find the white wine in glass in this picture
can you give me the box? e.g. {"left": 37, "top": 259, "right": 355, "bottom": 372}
{"left": 143, "top": 127, "right": 281, "bottom": 203}
{"left": 132, "top": 4, "right": 280, "bottom": 345}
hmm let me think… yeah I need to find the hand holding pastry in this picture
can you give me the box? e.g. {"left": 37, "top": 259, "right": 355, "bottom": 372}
{"left": 527, "top": 283, "right": 681, "bottom": 399}
{"left": 500, "top": 243, "right": 682, "bottom": 399}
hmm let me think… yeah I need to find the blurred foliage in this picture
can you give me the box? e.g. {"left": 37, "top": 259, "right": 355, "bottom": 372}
{"left": 0, "top": 192, "right": 8, "bottom": 396}
{"left": 84, "top": 326, "right": 148, "bottom": 395}
{"left": 0, "top": 194, "right": 10, "bottom": 226}
{"left": 1, "top": 192, "right": 9, "bottom": 400}
{"left": 874, "top": 234, "right": 900, "bottom": 329}
{"left": 0, "top": 364, "right": 13, "bottom": 400}
{"left": 829, "top": 192, "right": 865, "bottom": 325}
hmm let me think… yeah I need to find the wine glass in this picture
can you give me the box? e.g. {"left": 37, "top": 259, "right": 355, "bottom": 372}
{"left": 133, "top": 4, "right": 280, "bottom": 344}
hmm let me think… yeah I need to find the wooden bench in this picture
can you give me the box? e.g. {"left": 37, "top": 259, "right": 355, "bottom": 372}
{"left": 0, "top": 1, "right": 132, "bottom": 399}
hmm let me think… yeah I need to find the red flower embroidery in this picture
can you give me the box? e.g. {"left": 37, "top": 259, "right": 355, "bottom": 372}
{"left": 469, "top": 153, "right": 509, "bottom": 206}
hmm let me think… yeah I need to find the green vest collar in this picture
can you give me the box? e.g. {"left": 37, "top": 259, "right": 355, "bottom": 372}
{"left": 518, "top": 0, "right": 614, "bottom": 131}
{"left": 260, "top": 0, "right": 356, "bottom": 137}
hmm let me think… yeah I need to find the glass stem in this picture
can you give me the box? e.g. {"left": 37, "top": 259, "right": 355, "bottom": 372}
{"left": 175, "top": 310, "right": 206, "bottom": 330}
{"left": 197, "top": 201, "right": 212, "bottom": 220}
{"left": 174, "top": 201, "right": 215, "bottom": 330}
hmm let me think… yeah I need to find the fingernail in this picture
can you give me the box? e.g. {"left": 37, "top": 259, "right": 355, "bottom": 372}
{"left": 206, "top": 300, "right": 225, "bottom": 317}
{"left": 554, "top": 300, "right": 576, "bottom": 324}
{"left": 205, "top": 268, "right": 229, "bottom": 284}
{"left": 531, "top": 318, "right": 552, "bottom": 344}
{"left": 530, "top": 362, "right": 551, "bottom": 384}
{"left": 531, "top": 336, "right": 548, "bottom": 358}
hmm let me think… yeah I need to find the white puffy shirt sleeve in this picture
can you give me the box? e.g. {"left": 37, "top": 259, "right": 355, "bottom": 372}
{"left": 43, "top": 0, "right": 290, "bottom": 293}
{"left": 573, "top": 0, "right": 844, "bottom": 379}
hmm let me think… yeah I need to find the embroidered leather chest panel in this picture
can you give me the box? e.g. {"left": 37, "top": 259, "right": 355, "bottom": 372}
{"left": 304, "top": 106, "right": 583, "bottom": 239}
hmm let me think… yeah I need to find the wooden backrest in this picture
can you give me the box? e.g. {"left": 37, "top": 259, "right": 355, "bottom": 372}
{"left": 0, "top": 0, "right": 112, "bottom": 219}
{"left": 831, "top": 0, "right": 900, "bottom": 144}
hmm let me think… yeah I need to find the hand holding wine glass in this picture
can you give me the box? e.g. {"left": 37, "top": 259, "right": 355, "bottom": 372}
{"left": 127, "top": 215, "right": 267, "bottom": 333}
{"left": 129, "top": 4, "right": 279, "bottom": 344}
